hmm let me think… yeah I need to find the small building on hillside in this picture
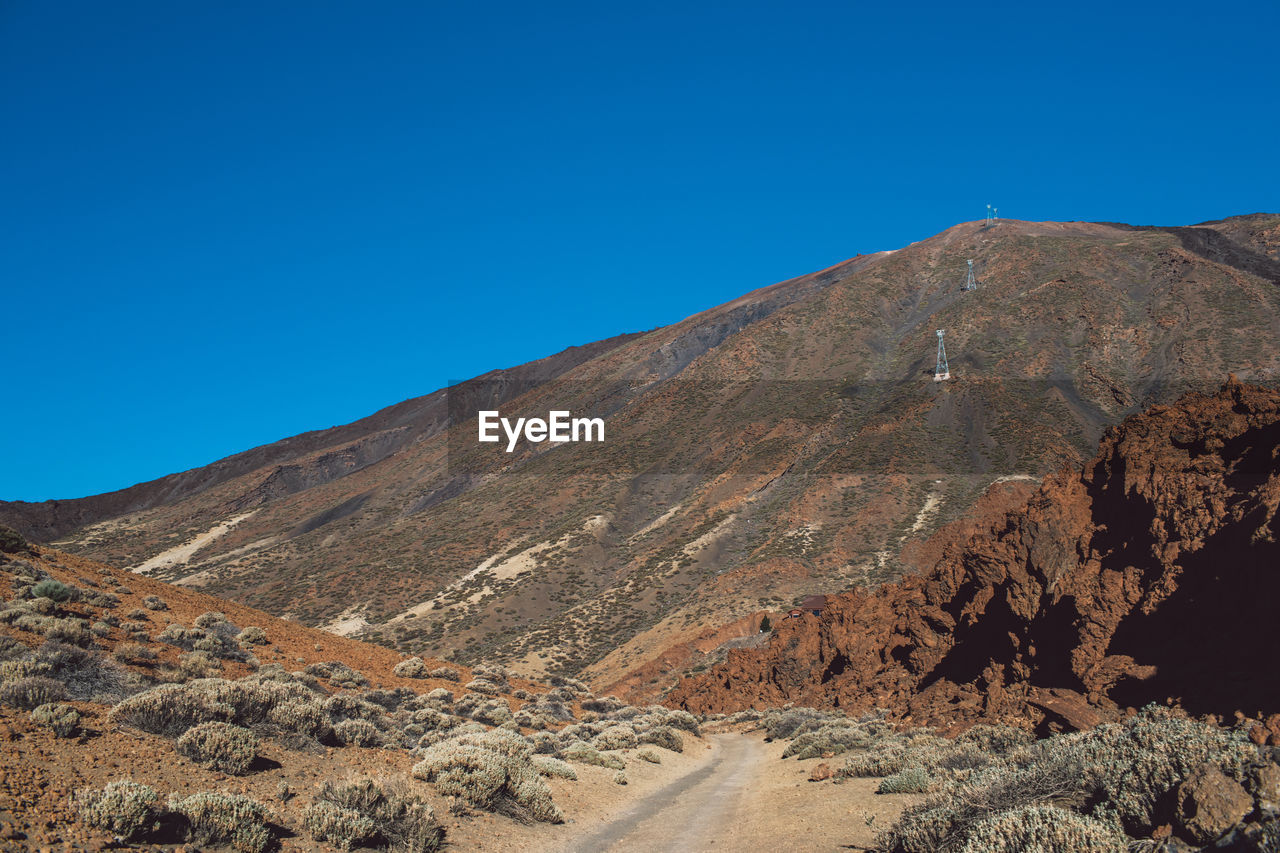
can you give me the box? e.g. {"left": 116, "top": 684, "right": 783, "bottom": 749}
{"left": 799, "top": 594, "right": 827, "bottom": 616}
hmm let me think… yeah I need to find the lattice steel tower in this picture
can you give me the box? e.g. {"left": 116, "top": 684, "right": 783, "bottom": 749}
{"left": 963, "top": 259, "right": 978, "bottom": 291}
{"left": 934, "top": 329, "right": 950, "bottom": 381}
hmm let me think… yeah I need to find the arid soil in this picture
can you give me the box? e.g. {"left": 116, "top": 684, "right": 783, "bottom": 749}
{"left": 671, "top": 379, "right": 1280, "bottom": 732}
{"left": 555, "top": 732, "right": 915, "bottom": 853}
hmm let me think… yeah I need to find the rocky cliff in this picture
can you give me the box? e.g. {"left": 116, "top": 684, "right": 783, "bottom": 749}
{"left": 670, "top": 379, "right": 1280, "bottom": 731}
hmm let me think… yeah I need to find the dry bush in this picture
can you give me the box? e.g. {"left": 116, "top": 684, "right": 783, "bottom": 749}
{"left": 638, "top": 725, "right": 683, "bottom": 753}
{"left": 637, "top": 748, "right": 662, "bottom": 764}
{"left": 142, "top": 595, "right": 167, "bottom": 611}
{"left": 393, "top": 657, "right": 430, "bottom": 678}
{"left": 532, "top": 756, "right": 577, "bottom": 779}
{"left": 168, "top": 791, "right": 274, "bottom": 853}
{"left": 561, "top": 741, "right": 625, "bottom": 771}
{"left": 412, "top": 729, "right": 562, "bottom": 823}
{"left": 957, "top": 804, "right": 1127, "bottom": 852}
{"left": 783, "top": 722, "right": 871, "bottom": 759}
{"left": 75, "top": 780, "right": 158, "bottom": 840}
{"left": 176, "top": 722, "right": 259, "bottom": 774}
{"left": 30, "top": 702, "right": 80, "bottom": 737}
{"left": 238, "top": 626, "right": 267, "bottom": 645}
{"left": 0, "top": 675, "right": 66, "bottom": 709}
{"left": 878, "top": 767, "right": 932, "bottom": 794}
{"left": 113, "top": 642, "right": 156, "bottom": 664}
{"left": 334, "top": 718, "right": 383, "bottom": 747}
{"left": 305, "top": 779, "right": 445, "bottom": 853}
{"left": 429, "top": 667, "right": 460, "bottom": 682}
{"left": 594, "top": 725, "right": 638, "bottom": 751}
{"left": 43, "top": 617, "right": 92, "bottom": 646}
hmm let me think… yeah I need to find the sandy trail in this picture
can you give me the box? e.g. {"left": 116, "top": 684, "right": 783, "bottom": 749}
{"left": 562, "top": 733, "right": 763, "bottom": 853}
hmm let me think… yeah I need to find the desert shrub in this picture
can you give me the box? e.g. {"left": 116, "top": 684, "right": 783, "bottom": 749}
{"left": 142, "top": 595, "right": 167, "bottom": 611}
{"left": 394, "top": 657, "right": 429, "bottom": 678}
{"left": 306, "top": 779, "right": 445, "bottom": 853}
{"left": 614, "top": 771, "right": 628, "bottom": 785}
{"left": 470, "top": 698, "right": 513, "bottom": 727}
{"left": 304, "top": 800, "right": 376, "bottom": 849}
{"left": 840, "top": 741, "right": 907, "bottom": 778}
{"left": 113, "top": 642, "right": 156, "bottom": 664}
{"left": 465, "top": 678, "right": 501, "bottom": 695}
{"left": 0, "top": 523, "right": 28, "bottom": 553}
{"left": 562, "top": 741, "right": 625, "bottom": 770}
{"left": 31, "top": 702, "right": 81, "bottom": 737}
{"left": 783, "top": 722, "right": 870, "bottom": 759}
{"left": 90, "top": 621, "right": 111, "bottom": 637}
{"left": 958, "top": 804, "right": 1127, "bottom": 853}
{"left": 177, "top": 722, "right": 259, "bottom": 774}
{"left": 75, "top": 780, "right": 158, "bottom": 840}
{"left": 31, "top": 579, "right": 75, "bottom": 602}
{"left": 44, "top": 617, "right": 92, "bottom": 646}
{"left": 413, "top": 730, "right": 561, "bottom": 823}
{"left": 665, "top": 709, "right": 702, "bottom": 736}
{"left": 267, "top": 698, "right": 332, "bottom": 741}
{"left": 764, "top": 707, "right": 834, "bottom": 740}
{"left": 0, "top": 635, "right": 26, "bottom": 662}
{"left": 638, "top": 725, "right": 684, "bottom": 753}
{"left": 532, "top": 756, "right": 577, "bottom": 779}
{"left": 193, "top": 611, "right": 226, "bottom": 628}
{"left": 307, "top": 660, "right": 368, "bottom": 688}
{"left": 326, "top": 693, "right": 388, "bottom": 723}
{"left": 0, "top": 658, "right": 53, "bottom": 682}
{"left": 637, "top": 748, "right": 662, "bottom": 764}
{"left": 528, "top": 731, "right": 560, "bottom": 755}
{"left": 429, "top": 666, "right": 460, "bottom": 682}
{"left": 169, "top": 791, "right": 274, "bottom": 853}
{"left": 334, "top": 718, "right": 383, "bottom": 747}
{"left": 178, "top": 650, "right": 222, "bottom": 678}
{"left": 425, "top": 687, "right": 453, "bottom": 703}
{"left": 581, "top": 696, "right": 623, "bottom": 714}
{"left": 31, "top": 640, "right": 141, "bottom": 703}
{"left": 237, "top": 625, "right": 267, "bottom": 645}
{"left": 594, "top": 725, "right": 638, "bottom": 751}
{"left": 127, "top": 608, "right": 149, "bottom": 620}
{"left": 109, "top": 677, "right": 313, "bottom": 736}
{"left": 878, "top": 767, "right": 932, "bottom": 794}
{"left": 0, "top": 675, "right": 66, "bottom": 709}
{"left": 954, "top": 724, "right": 1033, "bottom": 755}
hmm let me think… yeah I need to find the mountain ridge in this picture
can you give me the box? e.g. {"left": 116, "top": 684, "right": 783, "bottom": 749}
{"left": 4, "top": 213, "right": 1278, "bottom": 699}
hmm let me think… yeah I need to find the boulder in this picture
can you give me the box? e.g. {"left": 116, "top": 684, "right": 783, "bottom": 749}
{"left": 1177, "top": 763, "right": 1253, "bottom": 844}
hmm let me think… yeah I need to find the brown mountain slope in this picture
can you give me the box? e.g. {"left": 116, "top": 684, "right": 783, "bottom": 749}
{"left": 669, "top": 379, "right": 1280, "bottom": 732}
{"left": 4, "top": 215, "right": 1280, "bottom": 698}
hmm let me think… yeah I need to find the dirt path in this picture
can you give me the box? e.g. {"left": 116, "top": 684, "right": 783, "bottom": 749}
{"left": 562, "top": 733, "right": 764, "bottom": 853}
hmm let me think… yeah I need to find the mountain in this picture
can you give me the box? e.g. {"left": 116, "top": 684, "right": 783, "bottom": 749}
{"left": 670, "top": 378, "right": 1280, "bottom": 731}
{"left": 4, "top": 214, "right": 1279, "bottom": 699}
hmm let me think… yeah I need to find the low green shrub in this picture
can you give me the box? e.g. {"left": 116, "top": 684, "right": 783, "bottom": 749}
{"left": 31, "top": 579, "right": 75, "bottom": 602}
{"left": 594, "top": 725, "right": 637, "bottom": 751}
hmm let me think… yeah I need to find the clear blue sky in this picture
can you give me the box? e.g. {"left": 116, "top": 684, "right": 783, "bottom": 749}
{"left": 2, "top": 1, "right": 1277, "bottom": 501}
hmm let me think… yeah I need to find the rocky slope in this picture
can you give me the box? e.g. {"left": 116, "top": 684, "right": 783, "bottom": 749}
{"left": 670, "top": 379, "right": 1280, "bottom": 732}
{"left": 4, "top": 215, "right": 1280, "bottom": 698}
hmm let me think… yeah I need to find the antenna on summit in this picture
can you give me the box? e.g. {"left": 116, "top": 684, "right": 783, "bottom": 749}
{"left": 963, "top": 259, "right": 978, "bottom": 291}
{"left": 985, "top": 204, "right": 995, "bottom": 227}
{"left": 934, "top": 330, "right": 950, "bottom": 382}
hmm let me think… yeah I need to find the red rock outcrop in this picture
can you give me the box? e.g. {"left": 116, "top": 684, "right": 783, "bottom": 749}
{"left": 670, "top": 379, "right": 1280, "bottom": 730}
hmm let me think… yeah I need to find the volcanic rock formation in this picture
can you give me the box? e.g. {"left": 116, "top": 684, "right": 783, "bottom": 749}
{"left": 670, "top": 379, "right": 1280, "bottom": 731}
